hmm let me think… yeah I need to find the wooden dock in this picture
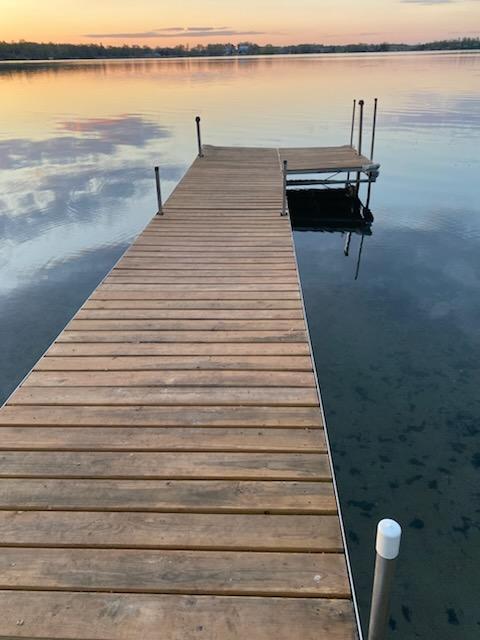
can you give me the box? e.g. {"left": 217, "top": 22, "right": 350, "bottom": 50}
{"left": 0, "top": 145, "right": 360, "bottom": 639}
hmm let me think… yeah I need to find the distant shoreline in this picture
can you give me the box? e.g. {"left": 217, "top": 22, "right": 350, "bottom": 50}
{"left": 1, "top": 49, "right": 480, "bottom": 65}
{"left": 1, "top": 37, "right": 479, "bottom": 62}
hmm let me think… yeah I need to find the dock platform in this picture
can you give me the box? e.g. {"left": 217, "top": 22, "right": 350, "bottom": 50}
{"left": 0, "top": 145, "right": 364, "bottom": 639}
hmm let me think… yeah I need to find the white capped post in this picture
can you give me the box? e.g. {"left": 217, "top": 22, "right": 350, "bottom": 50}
{"left": 368, "top": 519, "right": 402, "bottom": 640}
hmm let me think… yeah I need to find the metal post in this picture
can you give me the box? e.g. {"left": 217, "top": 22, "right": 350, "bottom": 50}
{"left": 370, "top": 98, "right": 378, "bottom": 160}
{"left": 356, "top": 99, "right": 365, "bottom": 196}
{"left": 367, "top": 519, "right": 402, "bottom": 640}
{"left": 365, "top": 98, "right": 379, "bottom": 211}
{"left": 154, "top": 166, "right": 163, "bottom": 215}
{"left": 347, "top": 99, "right": 357, "bottom": 184}
{"left": 358, "top": 100, "right": 365, "bottom": 155}
{"left": 282, "top": 160, "right": 288, "bottom": 216}
{"left": 350, "top": 99, "right": 357, "bottom": 147}
{"left": 195, "top": 116, "right": 204, "bottom": 157}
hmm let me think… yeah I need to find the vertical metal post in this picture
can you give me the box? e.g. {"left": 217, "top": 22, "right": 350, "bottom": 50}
{"left": 154, "top": 166, "right": 163, "bottom": 215}
{"left": 370, "top": 98, "right": 378, "bottom": 160}
{"left": 195, "top": 116, "right": 204, "bottom": 157}
{"left": 367, "top": 519, "right": 402, "bottom": 640}
{"left": 356, "top": 99, "right": 365, "bottom": 196}
{"left": 366, "top": 98, "right": 379, "bottom": 210}
{"left": 347, "top": 99, "right": 357, "bottom": 184}
{"left": 282, "top": 160, "right": 288, "bottom": 216}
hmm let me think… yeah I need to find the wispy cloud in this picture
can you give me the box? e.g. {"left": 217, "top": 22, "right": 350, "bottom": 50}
{"left": 85, "top": 26, "right": 264, "bottom": 39}
{"left": 400, "top": 0, "right": 476, "bottom": 4}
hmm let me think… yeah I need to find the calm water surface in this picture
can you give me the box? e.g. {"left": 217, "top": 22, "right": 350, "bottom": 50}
{"left": 1, "top": 53, "right": 479, "bottom": 639}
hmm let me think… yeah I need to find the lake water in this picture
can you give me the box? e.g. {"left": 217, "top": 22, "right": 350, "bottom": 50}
{"left": 1, "top": 52, "right": 479, "bottom": 638}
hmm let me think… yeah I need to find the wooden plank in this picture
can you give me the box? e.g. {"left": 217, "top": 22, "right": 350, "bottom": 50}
{"left": 0, "top": 427, "right": 326, "bottom": 452}
{"left": 91, "top": 291, "right": 301, "bottom": 300}
{"left": 25, "top": 371, "right": 316, "bottom": 388}
{"left": 0, "top": 548, "right": 349, "bottom": 597}
{"left": 0, "top": 592, "right": 356, "bottom": 640}
{"left": 76, "top": 309, "right": 304, "bottom": 320}
{"left": 0, "top": 511, "right": 340, "bottom": 551}
{"left": 36, "top": 355, "right": 313, "bottom": 371}
{"left": 83, "top": 299, "right": 303, "bottom": 310}
{"left": 0, "top": 406, "right": 323, "bottom": 428}
{"left": 0, "top": 479, "right": 337, "bottom": 513}
{"left": 66, "top": 319, "right": 306, "bottom": 331}
{"left": 56, "top": 330, "right": 308, "bottom": 343}
{"left": 10, "top": 386, "right": 319, "bottom": 407}
{"left": 0, "top": 451, "right": 330, "bottom": 480}
{"left": 105, "top": 277, "right": 300, "bottom": 285}
{"left": 46, "top": 343, "right": 311, "bottom": 357}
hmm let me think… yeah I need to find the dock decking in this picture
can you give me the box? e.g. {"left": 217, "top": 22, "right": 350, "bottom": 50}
{"left": 0, "top": 146, "right": 359, "bottom": 639}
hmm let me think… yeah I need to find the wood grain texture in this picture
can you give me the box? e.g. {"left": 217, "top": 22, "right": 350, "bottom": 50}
{"left": 0, "top": 592, "right": 357, "bottom": 640}
{"left": 0, "top": 479, "right": 337, "bottom": 513}
{"left": 0, "top": 511, "right": 340, "bottom": 550}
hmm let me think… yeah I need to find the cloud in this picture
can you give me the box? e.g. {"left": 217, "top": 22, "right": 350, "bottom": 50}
{"left": 59, "top": 115, "right": 169, "bottom": 147}
{"left": 0, "top": 116, "right": 169, "bottom": 170}
{"left": 84, "top": 26, "right": 265, "bottom": 39}
{"left": 401, "top": 0, "right": 454, "bottom": 4}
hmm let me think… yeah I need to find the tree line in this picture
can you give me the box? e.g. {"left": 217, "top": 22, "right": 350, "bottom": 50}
{"left": 0, "top": 38, "right": 478, "bottom": 61}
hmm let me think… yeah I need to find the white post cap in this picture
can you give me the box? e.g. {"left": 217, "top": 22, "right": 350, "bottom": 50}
{"left": 375, "top": 519, "right": 402, "bottom": 560}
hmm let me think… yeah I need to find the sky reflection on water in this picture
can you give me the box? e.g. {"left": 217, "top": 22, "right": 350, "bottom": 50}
{"left": 0, "top": 52, "right": 479, "bottom": 639}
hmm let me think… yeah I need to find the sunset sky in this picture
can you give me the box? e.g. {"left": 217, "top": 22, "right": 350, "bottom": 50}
{"left": 3, "top": 0, "right": 480, "bottom": 46}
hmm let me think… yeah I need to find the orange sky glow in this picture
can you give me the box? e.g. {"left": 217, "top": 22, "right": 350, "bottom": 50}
{"left": 2, "top": 0, "right": 480, "bottom": 46}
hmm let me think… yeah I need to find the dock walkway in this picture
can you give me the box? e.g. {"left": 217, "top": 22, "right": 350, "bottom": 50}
{"left": 0, "top": 146, "right": 359, "bottom": 639}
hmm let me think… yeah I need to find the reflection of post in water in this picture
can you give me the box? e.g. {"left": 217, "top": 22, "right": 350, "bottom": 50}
{"left": 355, "top": 233, "right": 366, "bottom": 281}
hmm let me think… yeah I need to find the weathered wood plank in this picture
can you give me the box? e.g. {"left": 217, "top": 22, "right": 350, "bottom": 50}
{"left": 0, "top": 592, "right": 356, "bottom": 640}
{"left": 66, "top": 319, "right": 306, "bottom": 331}
{"left": 0, "top": 548, "right": 349, "bottom": 597}
{"left": 36, "top": 355, "right": 313, "bottom": 371}
{"left": 0, "top": 405, "right": 323, "bottom": 427}
{"left": 25, "top": 370, "right": 316, "bottom": 388}
{"left": 0, "top": 511, "right": 340, "bottom": 551}
{"left": 0, "top": 426, "right": 326, "bottom": 452}
{"left": 0, "top": 479, "right": 337, "bottom": 513}
{"left": 10, "top": 386, "right": 319, "bottom": 407}
{"left": 76, "top": 309, "right": 304, "bottom": 320}
{"left": 57, "top": 330, "right": 308, "bottom": 343}
{"left": 83, "top": 299, "right": 303, "bottom": 310}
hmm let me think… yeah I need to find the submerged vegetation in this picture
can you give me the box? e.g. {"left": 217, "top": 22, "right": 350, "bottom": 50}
{"left": 0, "top": 38, "right": 479, "bottom": 61}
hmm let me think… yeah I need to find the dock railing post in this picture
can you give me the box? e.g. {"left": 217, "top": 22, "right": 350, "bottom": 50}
{"left": 356, "top": 99, "right": 365, "bottom": 197}
{"left": 195, "top": 116, "right": 204, "bottom": 157}
{"left": 367, "top": 519, "right": 402, "bottom": 640}
{"left": 282, "top": 160, "right": 288, "bottom": 216}
{"left": 366, "top": 98, "right": 379, "bottom": 210}
{"left": 154, "top": 166, "right": 163, "bottom": 215}
{"left": 347, "top": 98, "right": 357, "bottom": 184}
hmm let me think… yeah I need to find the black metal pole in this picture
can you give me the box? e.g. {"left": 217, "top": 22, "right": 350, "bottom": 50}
{"left": 347, "top": 98, "right": 357, "bottom": 184}
{"left": 154, "top": 166, "right": 163, "bottom": 215}
{"left": 282, "top": 160, "right": 288, "bottom": 216}
{"left": 356, "top": 99, "right": 365, "bottom": 196}
{"left": 370, "top": 98, "right": 378, "bottom": 160}
{"left": 196, "top": 116, "right": 204, "bottom": 157}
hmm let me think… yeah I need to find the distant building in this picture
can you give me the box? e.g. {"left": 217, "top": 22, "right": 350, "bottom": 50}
{"left": 238, "top": 44, "right": 250, "bottom": 55}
